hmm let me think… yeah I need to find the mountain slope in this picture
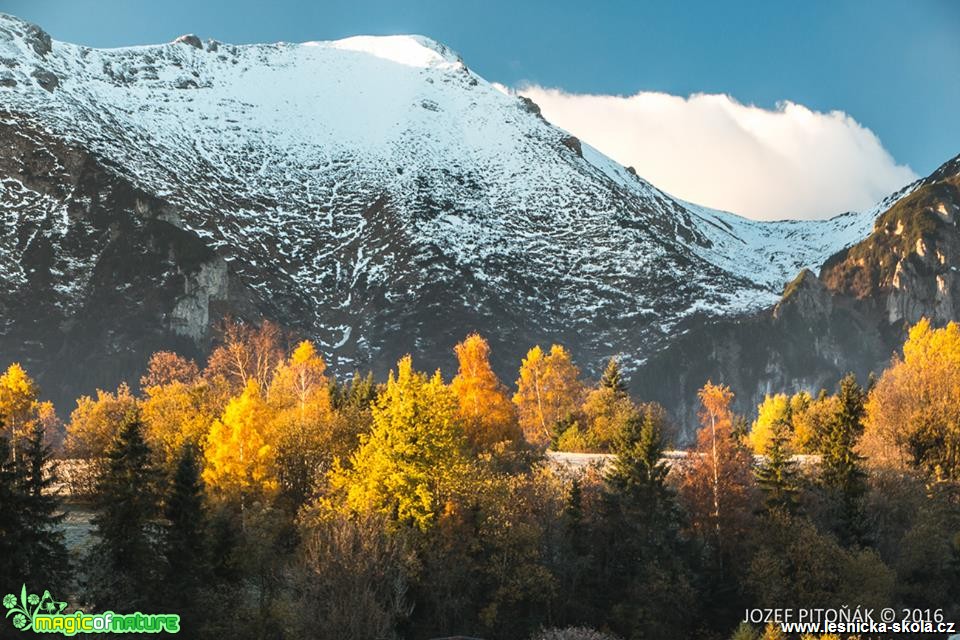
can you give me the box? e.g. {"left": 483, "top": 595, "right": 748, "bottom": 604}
{"left": 0, "top": 14, "right": 922, "bottom": 414}
{"left": 635, "top": 155, "right": 960, "bottom": 437}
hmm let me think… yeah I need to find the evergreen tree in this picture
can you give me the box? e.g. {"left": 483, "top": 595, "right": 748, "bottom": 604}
{"left": 162, "top": 445, "right": 208, "bottom": 628}
{"left": 597, "top": 406, "right": 696, "bottom": 639}
{"left": 0, "top": 433, "right": 28, "bottom": 581}
{"left": 89, "top": 419, "right": 161, "bottom": 609}
{"left": 605, "top": 407, "right": 670, "bottom": 506}
{"left": 330, "top": 371, "right": 377, "bottom": 411}
{"left": 754, "top": 419, "right": 801, "bottom": 514}
{"left": 820, "top": 374, "right": 867, "bottom": 545}
{"left": 599, "top": 357, "right": 627, "bottom": 397}
{"left": 554, "top": 477, "right": 593, "bottom": 625}
{"left": 19, "top": 422, "right": 70, "bottom": 589}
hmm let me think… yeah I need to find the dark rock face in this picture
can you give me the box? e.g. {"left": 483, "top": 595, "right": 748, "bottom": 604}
{"left": 633, "top": 158, "right": 960, "bottom": 441}
{"left": 174, "top": 34, "right": 203, "bottom": 50}
{"left": 561, "top": 135, "right": 583, "bottom": 157}
{"left": 0, "top": 113, "right": 246, "bottom": 410}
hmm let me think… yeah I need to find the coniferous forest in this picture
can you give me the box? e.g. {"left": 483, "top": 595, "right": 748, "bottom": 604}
{"left": 2, "top": 318, "right": 960, "bottom": 639}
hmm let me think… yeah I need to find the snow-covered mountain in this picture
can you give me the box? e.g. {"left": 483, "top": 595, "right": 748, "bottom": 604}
{"left": 0, "top": 14, "right": 932, "bottom": 414}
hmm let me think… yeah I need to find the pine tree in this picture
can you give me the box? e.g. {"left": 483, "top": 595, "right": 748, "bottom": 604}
{"left": 19, "top": 422, "right": 70, "bottom": 589}
{"left": 555, "top": 477, "right": 593, "bottom": 624}
{"left": 162, "top": 445, "right": 207, "bottom": 627}
{"left": 754, "top": 418, "right": 801, "bottom": 515}
{"left": 330, "top": 371, "right": 377, "bottom": 411}
{"left": 599, "top": 357, "right": 627, "bottom": 397}
{"left": 820, "top": 373, "right": 867, "bottom": 546}
{"left": 89, "top": 419, "right": 161, "bottom": 609}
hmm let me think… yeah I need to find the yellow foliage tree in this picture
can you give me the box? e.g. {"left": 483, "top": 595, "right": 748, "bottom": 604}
{"left": 749, "top": 394, "right": 792, "bottom": 454}
{"left": 864, "top": 318, "right": 960, "bottom": 478}
{"left": 679, "top": 381, "right": 756, "bottom": 566}
{"left": 203, "top": 381, "right": 279, "bottom": 506}
{"left": 268, "top": 340, "right": 337, "bottom": 505}
{"left": 513, "top": 344, "right": 584, "bottom": 448}
{"left": 791, "top": 391, "right": 837, "bottom": 453}
{"left": 0, "top": 363, "right": 40, "bottom": 455}
{"left": 139, "top": 351, "right": 200, "bottom": 389}
{"left": 141, "top": 379, "right": 216, "bottom": 470}
{"left": 268, "top": 340, "right": 330, "bottom": 410}
{"left": 328, "top": 356, "right": 470, "bottom": 531}
{"left": 450, "top": 334, "right": 521, "bottom": 450}
{"left": 65, "top": 384, "right": 139, "bottom": 459}
{"left": 580, "top": 385, "right": 638, "bottom": 452}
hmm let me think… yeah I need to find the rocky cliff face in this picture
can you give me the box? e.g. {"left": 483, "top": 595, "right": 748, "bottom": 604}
{"left": 0, "top": 112, "right": 249, "bottom": 408}
{"left": 636, "top": 156, "right": 960, "bottom": 441}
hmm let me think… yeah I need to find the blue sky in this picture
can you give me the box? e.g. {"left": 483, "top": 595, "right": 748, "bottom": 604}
{"left": 4, "top": 0, "right": 957, "bottom": 216}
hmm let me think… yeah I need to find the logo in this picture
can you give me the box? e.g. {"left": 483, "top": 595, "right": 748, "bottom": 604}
{"left": 3, "top": 585, "right": 180, "bottom": 635}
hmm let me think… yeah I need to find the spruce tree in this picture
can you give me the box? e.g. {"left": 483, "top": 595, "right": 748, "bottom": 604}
{"left": 19, "top": 422, "right": 70, "bottom": 589}
{"left": 599, "top": 406, "right": 696, "bottom": 639}
{"left": 606, "top": 407, "right": 670, "bottom": 507}
{"left": 0, "top": 433, "right": 28, "bottom": 581}
{"left": 599, "top": 357, "right": 627, "bottom": 397}
{"left": 162, "top": 445, "right": 207, "bottom": 627}
{"left": 754, "top": 419, "right": 801, "bottom": 514}
{"left": 819, "top": 374, "right": 867, "bottom": 546}
{"left": 89, "top": 419, "right": 160, "bottom": 609}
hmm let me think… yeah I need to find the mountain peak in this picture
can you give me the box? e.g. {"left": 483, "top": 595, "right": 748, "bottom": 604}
{"left": 1, "top": 11, "right": 950, "bottom": 418}
{"left": 0, "top": 12, "right": 52, "bottom": 57}
{"left": 323, "top": 34, "right": 463, "bottom": 68}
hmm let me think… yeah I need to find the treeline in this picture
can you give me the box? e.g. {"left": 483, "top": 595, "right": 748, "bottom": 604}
{"left": 0, "top": 319, "right": 959, "bottom": 639}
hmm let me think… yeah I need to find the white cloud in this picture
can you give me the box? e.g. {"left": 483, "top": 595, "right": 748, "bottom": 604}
{"left": 514, "top": 86, "right": 918, "bottom": 220}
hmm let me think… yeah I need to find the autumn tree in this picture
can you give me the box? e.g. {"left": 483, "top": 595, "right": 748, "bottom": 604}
{"left": 748, "top": 394, "right": 792, "bottom": 455}
{"left": 514, "top": 345, "right": 584, "bottom": 448}
{"left": 450, "top": 333, "right": 522, "bottom": 451}
{"left": 268, "top": 341, "right": 337, "bottom": 508}
{"left": 206, "top": 319, "right": 285, "bottom": 396}
{"left": 141, "top": 375, "right": 216, "bottom": 472}
{"left": 864, "top": 318, "right": 960, "bottom": 479}
{"left": 792, "top": 391, "right": 838, "bottom": 454}
{"left": 203, "top": 381, "right": 279, "bottom": 515}
{"left": 140, "top": 351, "right": 201, "bottom": 389}
{"left": 679, "top": 382, "right": 756, "bottom": 568}
{"left": 577, "top": 383, "right": 639, "bottom": 454}
{"left": 327, "top": 356, "right": 471, "bottom": 531}
{"left": 0, "top": 363, "right": 39, "bottom": 460}
{"left": 65, "top": 384, "right": 139, "bottom": 460}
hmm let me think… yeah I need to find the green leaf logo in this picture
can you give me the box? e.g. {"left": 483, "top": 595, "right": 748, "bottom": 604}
{"left": 3, "top": 584, "right": 57, "bottom": 632}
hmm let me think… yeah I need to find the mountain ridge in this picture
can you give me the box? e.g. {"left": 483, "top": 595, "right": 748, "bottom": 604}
{"left": 0, "top": 12, "right": 949, "bottom": 433}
